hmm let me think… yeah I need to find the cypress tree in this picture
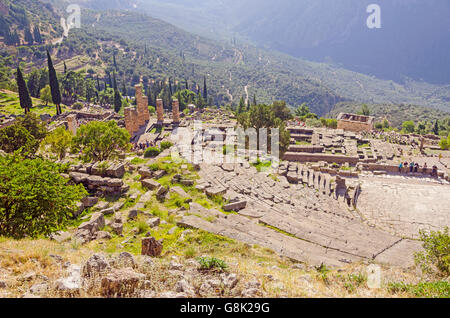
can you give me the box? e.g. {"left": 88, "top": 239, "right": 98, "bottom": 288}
{"left": 253, "top": 94, "right": 257, "bottom": 106}
{"left": 24, "top": 27, "right": 34, "bottom": 45}
{"left": 185, "top": 79, "right": 189, "bottom": 90}
{"left": 47, "top": 50, "right": 62, "bottom": 115}
{"left": 203, "top": 76, "right": 208, "bottom": 102}
{"left": 113, "top": 72, "right": 121, "bottom": 113}
{"left": 168, "top": 78, "right": 173, "bottom": 96}
{"left": 121, "top": 80, "right": 127, "bottom": 96}
{"left": 112, "top": 72, "right": 118, "bottom": 90}
{"left": 16, "top": 67, "right": 33, "bottom": 114}
{"left": 108, "top": 72, "right": 112, "bottom": 88}
{"left": 63, "top": 61, "right": 67, "bottom": 74}
{"left": 113, "top": 54, "right": 117, "bottom": 71}
{"left": 96, "top": 75, "right": 101, "bottom": 91}
{"left": 433, "top": 120, "right": 439, "bottom": 135}
{"left": 33, "top": 26, "right": 42, "bottom": 44}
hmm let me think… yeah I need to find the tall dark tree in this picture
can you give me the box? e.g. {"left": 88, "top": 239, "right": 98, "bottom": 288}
{"left": 252, "top": 94, "right": 257, "bottom": 106}
{"left": 96, "top": 75, "right": 101, "bottom": 91}
{"left": 433, "top": 120, "right": 439, "bottom": 135}
{"left": 113, "top": 72, "right": 121, "bottom": 113}
{"left": 24, "top": 27, "right": 34, "bottom": 45}
{"left": 47, "top": 50, "right": 62, "bottom": 115}
{"left": 185, "top": 79, "right": 189, "bottom": 90}
{"left": 33, "top": 26, "right": 42, "bottom": 44}
{"left": 107, "top": 72, "right": 112, "bottom": 88}
{"left": 203, "top": 76, "right": 208, "bottom": 102}
{"left": 16, "top": 67, "right": 32, "bottom": 114}
{"left": 63, "top": 61, "right": 67, "bottom": 74}
{"left": 113, "top": 53, "right": 117, "bottom": 71}
{"left": 121, "top": 80, "right": 127, "bottom": 97}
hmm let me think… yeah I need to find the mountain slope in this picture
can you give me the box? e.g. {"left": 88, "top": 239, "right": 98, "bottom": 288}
{"left": 122, "top": 0, "right": 450, "bottom": 85}
{"left": 1, "top": 0, "right": 450, "bottom": 116}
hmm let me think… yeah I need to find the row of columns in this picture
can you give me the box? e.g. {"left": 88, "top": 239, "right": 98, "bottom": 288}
{"left": 156, "top": 98, "right": 180, "bottom": 125}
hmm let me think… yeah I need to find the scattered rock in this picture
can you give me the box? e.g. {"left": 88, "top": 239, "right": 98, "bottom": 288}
{"left": 96, "top": 231, "right": 112, "bottom": 240}
{"left": 170, "top": 186, "right": 188, "bottom": 198}
{"left": 141, "top": 179, "right": 160, "bottom": 190}
{"left": 128, "top": 209, "right": 139, "bottom": 220}
{"left": 153, "top": 170, "right": 166, "bottom": 179}
{"left": 82, "top": 253, "right": 110, "bottom": 278}
{"left": 175, "top": 279, "right": 195, "bottom": 296}
{"left": 221, "top": 273, "right": 238, "bottom": 289}
{"left": 19, "top": 272, "right": 36, "bottom": 282}
{"left": 159, "top": 291, "right": 188, "bottom": 298}
{"left": 110, "top": 223, "right": 123, "bottom": 235}
{"left": 141, "top": 237, "right": 163, "bottom": 257}
{"left": 169, "top": 261, "right": 183, "bottom": 271}
{"left": 156, "top": 186, "right": 168, "bottom": 198}
{"left": 241, "top": 288, "right": 259, "bottom": 298}
{"left": 82, "top": 197, "right": 99, "bottom": 208}
{"left": 116, "top": 252, "right": 137, "bottom": 269}
{"left": 101, "top": 268, "right": 145, "bottom": 297}
{"left": 147, "top": 217, "right": 160, "bottom": 228}
{"left": 100, "top": 208, "right": 115, "bottom": 216}
{"left": 29, "top": 283, "right": 48, "bottom": 295}
{"left": 56, "top": 265, "right": 81, "bottom": 293}
{"left": 94, "top": 201, "right": 109, "bottom": 211}
{"left": 223, "top": 200, "right": 247, "bottom": 212}
{"left": 291, "top": 263, "right": 306, "bottom": 270}
{"left": 0, "top": 281, "right": 6, "bottom": 289}
{"left": 50, "top": 231, "right": 71, "bottom": 243}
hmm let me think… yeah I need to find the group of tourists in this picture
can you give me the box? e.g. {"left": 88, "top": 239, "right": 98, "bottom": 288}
{"left": 133, "top": 140, "right": 155, "bottom": 151}
{"left": 398, "top": 161, "right": 439, "bottom": 177}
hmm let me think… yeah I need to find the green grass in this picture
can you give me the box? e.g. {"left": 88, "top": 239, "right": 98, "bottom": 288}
{"left": 251, "top": 159, "right": 272, "bottom": 172}
{"left": 388, "top": 281, "right": 450, "bottom": 298}
{"left": 0, "top": 90, "right": 68, "bottom": 116}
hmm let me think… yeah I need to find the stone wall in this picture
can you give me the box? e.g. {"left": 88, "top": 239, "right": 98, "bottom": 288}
{"left": 283, "top": 152, "right": 360, "bottom": 165}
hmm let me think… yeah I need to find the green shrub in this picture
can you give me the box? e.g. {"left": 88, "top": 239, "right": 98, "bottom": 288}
{"left": 197, "top": 256, "right": 228, "bottom": 272}
{"left": 0, "top": 124, "right": 38, "bottom": 155}
{"left": 415, "top": 227, "right": 449, "bottom": 277}
{"left": 0, "top": 152, "right": 87, "bottom": 239}
{"left": 160, "top": 141, "right": 173, "bottom": 151}
{"left": 144, "top": 147, "right": 161, "bottom": 158}
{"left": 72, "top": 121, "right": 131, "bottom": 162}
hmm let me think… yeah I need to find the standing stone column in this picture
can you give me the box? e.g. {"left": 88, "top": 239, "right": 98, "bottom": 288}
{"left": 66, "top": 114, "right": 78, "bottom": 135}
{"left": 156, "top": 99, "right": 164, "bottom": 124}
{"left": 172, "top": 99, "right": 180, "bottom": 124}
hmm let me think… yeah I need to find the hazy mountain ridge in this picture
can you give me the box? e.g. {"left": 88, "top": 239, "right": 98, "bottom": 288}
{"left": 1, "top": 0, "right": 450, "bottom": 115}
{"left": 118, "top": 0, "right": 450, "bottom": 85}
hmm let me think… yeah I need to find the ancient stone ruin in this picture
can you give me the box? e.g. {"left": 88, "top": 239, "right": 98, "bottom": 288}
{"left": 337, "top": 113, "right": 375, "bottom": 132}
{"left": 124, "top": 84, "right": 150, "bottom": 136}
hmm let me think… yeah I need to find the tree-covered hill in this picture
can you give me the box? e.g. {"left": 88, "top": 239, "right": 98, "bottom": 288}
{"left": 1, "top": 0, "right": 449, "bottom": 117}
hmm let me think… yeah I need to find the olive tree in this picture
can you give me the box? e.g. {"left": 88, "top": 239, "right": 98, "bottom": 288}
{"left": 72, "top": 121, "right": 131, "bottom": 161}
{"left": 0, "top": 153, "right": 87, "bottom": 238}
